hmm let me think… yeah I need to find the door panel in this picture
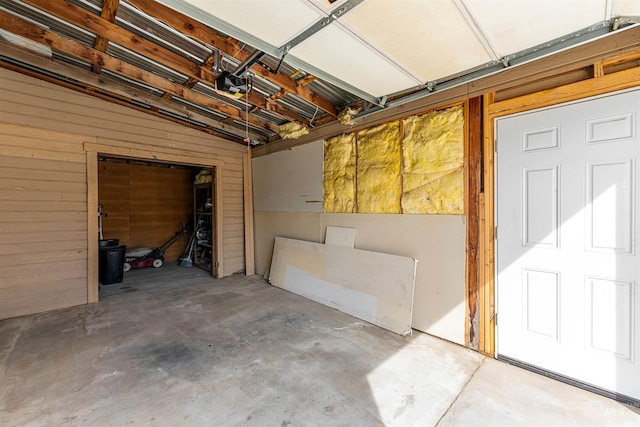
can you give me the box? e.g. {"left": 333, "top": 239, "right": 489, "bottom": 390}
{"left": 523, "top": 166, "right": 559, "bottom": 247}
{"left": 496, "top": 89, "right": 640, "bottom": 400}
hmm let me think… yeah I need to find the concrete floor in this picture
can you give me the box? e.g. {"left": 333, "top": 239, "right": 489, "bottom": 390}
{"left": 1, "top": 265, "right": 639, "bottom": 426}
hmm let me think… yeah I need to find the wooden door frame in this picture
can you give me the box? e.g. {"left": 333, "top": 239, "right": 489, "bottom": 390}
{"left": 478, "top": 62, "right": 640, "bottom": 356}
{"left": 84, "top": 142, "right": 225, "bottom": 303}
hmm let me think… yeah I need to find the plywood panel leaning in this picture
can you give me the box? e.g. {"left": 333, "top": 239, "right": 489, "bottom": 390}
{"left": 269, "top": 236, "right": 417, "bottom": 335}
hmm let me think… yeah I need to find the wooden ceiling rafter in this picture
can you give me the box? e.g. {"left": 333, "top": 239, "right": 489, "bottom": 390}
{"left": 0, "top": 10, "right": 279, "bottom": 133}
{"left": 22, "top": 0, "right": 309, "bottom": 126}
{"left": 91, "top": 0, "right": 120, "bottom": 73}
{"left": 125, "top": 0, "right": 338, "bottom": 118}
{"left": 0, "top": 40, "right": 269, "bottom": 143}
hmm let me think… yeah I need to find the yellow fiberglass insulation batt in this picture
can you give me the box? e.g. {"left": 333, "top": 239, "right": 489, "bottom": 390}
{"left": 323, "top": 134, "right": 356, "bottom": 213}
{"left": 357, "top": 122, "right": 402, "bottom": 213}
{"left": 278, "top": 122, "right": 309, "bottom": 139}
{"left": 402, "top": 105, "right": 464, "bottom": 214}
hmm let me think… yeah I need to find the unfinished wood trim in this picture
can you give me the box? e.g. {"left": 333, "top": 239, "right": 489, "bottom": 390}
{"left": 83, "top": 142, "right": 224, "bottom": 168}
{"left": 479, "top": 92, "right": 496, "bottom": 356}
{"left": 593, "top": 61, "right": 605, "bottom": 78}
{"left": 91, "top": 138, "right": 230, "bottom": 162}
{"left": 86, "top": 150, "right": 99, "bottom": 303}
{"left": 209, "top": 170, "right": 218, "bottom": 278}
{"left": 215, "top": 166, "right": 224, "bottom": 278}
{"left": 464, "top": 100, "right": 470, "bottom": 346}
{"left": 243, "top": 151, "right": 255, "bottom": 275}
{"left": 399, "top": 119, "right": 405, "bottom": 214}
{"left": 354, "top": 132, "right": 359, "bottom": 213}
{"left": 465, "top": 97, "right": 482, "bottom": 349}
{"left": 602, "top": 50, "right": 640, "bottom": 67}
{"left": 489, "top": 65, "right": 640, "bottom": 116}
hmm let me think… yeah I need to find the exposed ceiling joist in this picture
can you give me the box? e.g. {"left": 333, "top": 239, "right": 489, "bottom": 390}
{"left": 21, "top": 0, "right": 310, "bottom": 126}
{"left": 91, "top": 0, "right": 120, "bottom": 73}
{"left": 1, "top": 0, "right": 639, "bottom": 150}
{"left": 0, "top": 10, "right": 279, "bottom": 133}
{"left": 0, "top": 41, "right": 269, "bottom": 143}
{"left": 126, "top": 0, "right": 338, "bottom": 118}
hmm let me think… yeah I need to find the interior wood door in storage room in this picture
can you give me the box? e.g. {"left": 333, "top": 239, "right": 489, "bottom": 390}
{"left": 496, "top": 89, "right": 640, "bottom": 401}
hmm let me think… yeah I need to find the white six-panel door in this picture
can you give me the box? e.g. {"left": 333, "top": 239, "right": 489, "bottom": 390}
{"left": 496, "top": 89, "right": 640, "bottom": 400}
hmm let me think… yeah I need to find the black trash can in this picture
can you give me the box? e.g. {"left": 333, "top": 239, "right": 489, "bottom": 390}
{"left": 99, "top": 239, "right": 119, "bottom": 249}
{"left": 99, "top": 244, "right": 127, "bottom": 285}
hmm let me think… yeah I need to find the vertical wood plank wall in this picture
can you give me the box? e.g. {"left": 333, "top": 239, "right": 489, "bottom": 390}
{"left": 98, "top": 162, "right": 131, "bottom": 243}
{"left": 98, "top": 162, "right": 194, "bottom": 262}
{"left": 0, "top": 68, "right": 247, "bottom": 320}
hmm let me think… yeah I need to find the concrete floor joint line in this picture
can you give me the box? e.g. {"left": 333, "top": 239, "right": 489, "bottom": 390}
{"left": 434, "top": 357, "right": 485, "bottom": 427}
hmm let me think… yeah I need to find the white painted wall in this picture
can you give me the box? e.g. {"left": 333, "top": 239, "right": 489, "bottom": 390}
{"left": 252, "top": 141, "right": 323, "bottom": 212}
{"left": 252, "top": 140, "right": 467, "bottom": 345}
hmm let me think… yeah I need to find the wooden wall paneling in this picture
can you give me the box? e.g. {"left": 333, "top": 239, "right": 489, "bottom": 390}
{"left": 86, "top": 150, "right": 98, "bottom": 303}
{"left": 97, "top": 161, "right": 130, "bottom": 244}
{"left": 98, "top": 161, "right": 194, "bottom": 263}
{"left": 85, "top": 142, "right": 226, "bottom": 167}
{"left": 128, "top": 163, "right": 193, "bottom": 262}
{"left": 0, "top": 279, "right": 87, "bottom": 320}
{"left": 0, "top": 128, "right": 88, "bottom": 319}
{"left": 243, "top": 151, "right": 255, "bottom": 275}
{"left": 0, "top": 68, "right": 249, "bottom": 319}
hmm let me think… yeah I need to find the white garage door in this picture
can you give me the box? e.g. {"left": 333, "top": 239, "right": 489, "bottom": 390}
{"left": 496, "top": 89, "right": 640, "bottom": 401}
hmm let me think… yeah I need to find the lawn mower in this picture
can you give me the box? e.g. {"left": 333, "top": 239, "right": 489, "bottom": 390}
{"left": 123, "top": 225, "right": 188, "bottom": 272}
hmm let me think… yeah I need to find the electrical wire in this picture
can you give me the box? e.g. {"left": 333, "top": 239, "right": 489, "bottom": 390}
{"left": 309, "top": 105, "right": 319, "bottom": 128}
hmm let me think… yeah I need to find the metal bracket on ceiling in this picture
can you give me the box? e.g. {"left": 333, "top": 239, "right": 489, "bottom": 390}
{"left": 426, "top": 81, "right": 436, "bottom": 92}
{"left": 280, "top": 0, "right": 366, "bottom": 53}
{"left": 213, "top": 50, "right": 220, "bottom": 72}
{"left": 377, "top": 95, "right": 387, "bottom": 108}
{"left": 232, "top": 50, "right": 265, "bottom": 76}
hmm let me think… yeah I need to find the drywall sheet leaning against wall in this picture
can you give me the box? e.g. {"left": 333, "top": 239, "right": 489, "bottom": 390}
{"left": 269, "top": 237, "right": 417, "bottom": 335}
{"left": 402, "top": 105, "right": 464, "bottom": 214}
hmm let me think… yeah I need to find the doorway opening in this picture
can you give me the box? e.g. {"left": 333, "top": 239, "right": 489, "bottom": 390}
{"left": 96, "top": 156, "right": 218, "bottom": 297}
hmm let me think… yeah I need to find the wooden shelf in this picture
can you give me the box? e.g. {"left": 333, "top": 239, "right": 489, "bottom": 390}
{"left": 194, "top": 180, "right": 215, "bottom": 276}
